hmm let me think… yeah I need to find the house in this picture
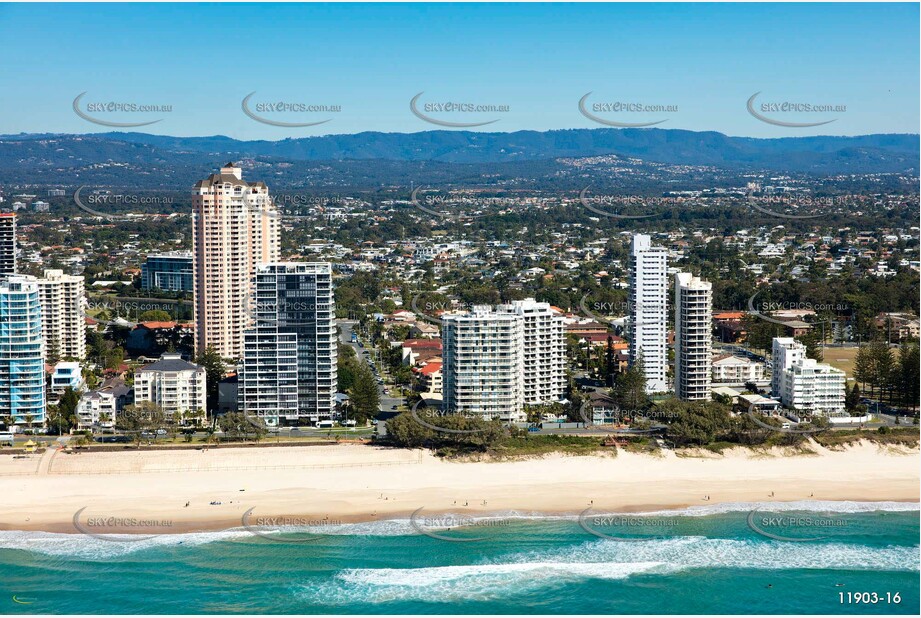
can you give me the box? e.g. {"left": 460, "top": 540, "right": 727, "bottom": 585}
{"left": 401, "top": 339, "right": 443, "bottom": 366}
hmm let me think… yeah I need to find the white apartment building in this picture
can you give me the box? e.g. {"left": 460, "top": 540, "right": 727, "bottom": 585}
{"left": 192, "top": 163, "right": 280, "bottom": 358}
{"left": 442, "top": 306, "right": 525, "bottom": 423}
{"left": 778, "top": 358, "right": 846, "bottom": 416}
{"left": 76, "top": 391, "right": 117, "bottom": 430}
{"left": 239, "top": 263, "right": 337, "bottom": 426}
{"left": 629, "top": 234, "right": 668, "bottom": 393}
{"left": 50, "top": 361, "right": 85, "bottom": 394}
{"left": 771, "top": 337, "right": 806, "bottom": 396}
{"left": 36, "top": 269, "right": 86, "bottom": 361}
{"left": 496, "top": 298, "right": 565, "bottom": 404}
{"left": 674, "top": 272, "right": 712, "bottom": 401}
{"left": 712, "top": 355, "right": 765, "bottom": 383}
{"left": 771, "top": 337, "right": 846, "bottom": 416}
{"left": 134, "top": 353, "right": 207, "bottom": 420}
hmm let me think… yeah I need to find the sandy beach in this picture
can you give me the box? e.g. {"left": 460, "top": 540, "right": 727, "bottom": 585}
{"left": 0, "top": 441, "right": 917, "bottom": 534}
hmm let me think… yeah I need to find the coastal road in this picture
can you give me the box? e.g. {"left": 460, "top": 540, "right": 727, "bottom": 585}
{"left": 338, "top": 320, "right": 404, "bottom": 414}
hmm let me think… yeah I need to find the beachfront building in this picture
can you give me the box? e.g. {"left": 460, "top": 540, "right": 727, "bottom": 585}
{"left": 442, "top": 306, "right": 525, "bottom": 423}
{"left": 771, "top": 337, "right": 846, "bottom": 416}
{"left": 36, "top": 269, "right": 86, "bottom": 361}
{"left": 0, "top": 276, "right": 45, "bottom": 426}
{"left": 629, "top": 234, "right": 668, "bottom": 393}
{"left": 134, "top": 353, "right": 207, "bottom": 421}
{"left": 76, "top": 390, "right": 118, "bottom": 430}
{"left": 239, "top": 263, "right": 337, "bottom": 426}
{"left": 674, "top": 272, "right": 712, "bottom": 401}
{"left": 496, "top": 298, "right": 566, "bottom": 404}
{"left": 141, "top": 251, "right": 194, "bottom": 292}
{"left": 0, "top": 213, "right": 15, "bottom": 277}
{"left": 192, "top": 163, "right": 280, "bottom": 358}
{"left": 771, "top": 337, "right": 806, "bottom": 397}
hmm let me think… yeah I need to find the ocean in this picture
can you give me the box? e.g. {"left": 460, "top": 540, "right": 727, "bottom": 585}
{"left": 1, "top": 501, "right": 918, "bottom": 614}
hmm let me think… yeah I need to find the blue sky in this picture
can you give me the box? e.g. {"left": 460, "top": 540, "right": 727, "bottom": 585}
{"left": 0, "top": 2, "right": 917, "bottom": 139}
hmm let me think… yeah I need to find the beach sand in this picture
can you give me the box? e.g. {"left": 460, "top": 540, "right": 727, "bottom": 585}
{"left": 0, "top": 441, "right": 917, "bottom": 534}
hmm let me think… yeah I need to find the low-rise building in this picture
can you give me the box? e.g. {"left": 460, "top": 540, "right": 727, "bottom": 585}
{"left": 712, "top": 354, "right": 765, "bottom": 383}
{"left": 50, "top": 361, "right": 85, "bottom": 394}
{"left": 76, "top": 391, "right": 118, "bottom": 430}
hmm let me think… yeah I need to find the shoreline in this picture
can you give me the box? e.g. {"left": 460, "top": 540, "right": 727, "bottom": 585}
{"left": 1, "top": 441, "right": 917, "bottom": 536}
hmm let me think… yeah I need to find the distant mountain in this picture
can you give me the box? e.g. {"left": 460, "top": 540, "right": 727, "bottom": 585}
{"left": 0, "top": 129, "right": 916, "bottom": 189}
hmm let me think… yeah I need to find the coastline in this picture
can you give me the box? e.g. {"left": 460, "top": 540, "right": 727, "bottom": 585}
{"left": 1, "top": 441, "right": 917, "bottom": 535}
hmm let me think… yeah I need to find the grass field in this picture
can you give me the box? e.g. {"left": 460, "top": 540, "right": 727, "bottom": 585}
{"left": 822, "top": 346, "right": 859, "bottom": 380}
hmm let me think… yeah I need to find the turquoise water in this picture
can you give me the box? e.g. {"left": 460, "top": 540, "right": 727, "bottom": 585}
{"left": 1, "top": 502, "right": 918, "bottom": 614}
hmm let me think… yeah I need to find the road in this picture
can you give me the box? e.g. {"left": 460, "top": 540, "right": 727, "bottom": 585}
{"left": 338, "top": 320, "right": 404, "bottom": 415}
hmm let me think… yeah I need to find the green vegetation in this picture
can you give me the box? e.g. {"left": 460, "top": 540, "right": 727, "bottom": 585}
{"left": 194, "top": 347, "right": 225, "bottom": 413}
{"left": 813, "top": 427, "right": 919, "bottom": 448}
{"left": 348, "top": 363, "right": 380, "bottom": 425}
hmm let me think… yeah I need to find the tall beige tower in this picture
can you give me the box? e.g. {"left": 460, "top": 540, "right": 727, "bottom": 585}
{"left": 192, "top": 163, "right": 280, "bottom": 358}
{"left": 36, "top": 269, "right": 87, "bottom": 361}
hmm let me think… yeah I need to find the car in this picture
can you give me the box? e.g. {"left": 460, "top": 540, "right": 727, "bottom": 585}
{"left": 290, "top": 427, "right": 300, "bottom": 432}
{"left": 156, "top": 429, "right": 167, "bottom": 436}
{"left": 95, "top": 435, "right": 132, "bottom": 444}
{"left": 528, "top": 427, "right": 540, "bottom": 433}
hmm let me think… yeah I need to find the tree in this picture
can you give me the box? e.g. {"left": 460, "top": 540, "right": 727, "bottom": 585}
{"left": 845, "top": 383, "right": 862, "bottom": 412}
{"left": 117, "top": 401, "right": 166, "bottom": 447}
{"left": 138, "top": 309, "right": 172, "bottom": 322}
{"left": 662, "top": 399, "right": 734, "bottom": 447}
{"left": 385, "top": 411, "right": 435, "bottom": 448}
{"left": 385, "top": 410, "right": 505, "bottom": 453}
{"left": 349, "top": 363, "right": 380, "bottom": 424}
{"left": 217, "top": 412, "right": 267, "bottom": 442}
{"left": 854, "top": 345, "right": 873, "bottom": 394}
{"left": 195, "top": 346, "right": 225, "bottom": 413}
{"left": 58, "top": 387, "right": 80, "bottom": 430}
{"left": 796, "top": 330, "right": 824, "bottom": 362}
{"left": 896, "top": 343, "right": 919, "bottom": 408}
{"left": 612, "top": 359, "right": 648, "bottom": 413}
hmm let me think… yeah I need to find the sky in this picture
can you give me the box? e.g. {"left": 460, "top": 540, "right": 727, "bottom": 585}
{"left": 0, "top": 2, "right": 918, "bottom": 140}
